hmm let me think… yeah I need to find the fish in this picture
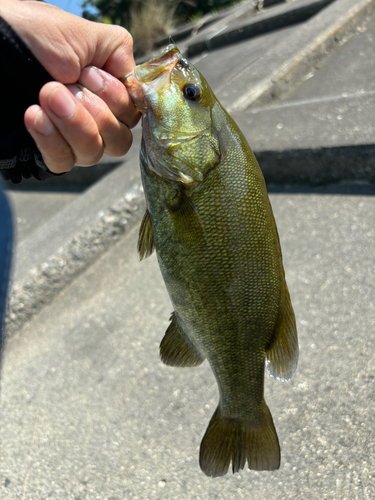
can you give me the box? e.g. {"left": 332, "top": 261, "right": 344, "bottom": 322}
{"left": 124, "top": 44, "right": 298, "bottom": 477}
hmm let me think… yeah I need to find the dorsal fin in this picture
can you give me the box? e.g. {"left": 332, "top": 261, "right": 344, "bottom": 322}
{"left": 266, "top": 286, "right": 298, "bottom": 381}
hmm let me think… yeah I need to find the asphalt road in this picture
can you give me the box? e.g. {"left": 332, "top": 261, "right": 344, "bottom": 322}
{"left": 1, "top": 186, "right": 374, "bottom": 499}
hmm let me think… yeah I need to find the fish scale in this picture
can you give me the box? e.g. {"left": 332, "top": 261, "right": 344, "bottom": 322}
{"left": 124, "top": 44, "right": 298, "bottom": 477}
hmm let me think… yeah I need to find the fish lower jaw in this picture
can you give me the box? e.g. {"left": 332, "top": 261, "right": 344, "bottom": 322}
{"left": 123, "top": 76, "right": 148, "bottom": 114}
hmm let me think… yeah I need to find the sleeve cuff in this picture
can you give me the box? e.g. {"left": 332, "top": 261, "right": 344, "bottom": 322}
{"left": 0, "top": 148, "right": 64, "bottom": 183}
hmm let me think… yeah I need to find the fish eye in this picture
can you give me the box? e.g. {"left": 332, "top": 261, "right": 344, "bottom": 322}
{"left": 183, "top": 83, "right": 201, "bottom": 102}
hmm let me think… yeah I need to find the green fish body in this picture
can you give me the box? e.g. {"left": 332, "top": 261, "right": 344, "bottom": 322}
{"left": 124, "top": 45, "right": 298, "bottom": 477}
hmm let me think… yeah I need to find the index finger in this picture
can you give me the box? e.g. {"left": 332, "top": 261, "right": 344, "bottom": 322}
{"left": 78, "top": 66, "right": 141, "bottom": 129}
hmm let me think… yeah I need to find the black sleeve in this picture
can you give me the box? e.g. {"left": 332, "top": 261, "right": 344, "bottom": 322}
{"left": 0, "top": 16, "right": 62, "bottom": 183}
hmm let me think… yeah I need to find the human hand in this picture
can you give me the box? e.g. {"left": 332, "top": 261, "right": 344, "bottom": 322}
{"left": 0, "top": 0, "right": 140, "bottom": 173}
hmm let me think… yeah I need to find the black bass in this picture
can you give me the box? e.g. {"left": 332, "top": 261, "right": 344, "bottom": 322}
{"left": 124, "top": 45, "right": 298, "bottom": 477}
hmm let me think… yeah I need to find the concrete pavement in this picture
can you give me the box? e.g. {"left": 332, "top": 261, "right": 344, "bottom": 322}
{"left": 1, "top": 187, "right": 375, "bottom": 499}
{"left": 5, "top": 190, "right": 79, "bottom": 242}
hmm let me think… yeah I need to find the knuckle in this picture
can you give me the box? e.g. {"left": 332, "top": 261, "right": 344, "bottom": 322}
{"left": 104, "top": 128, "right": 132, "bottom": 157}
{"left": 128, "top": 111, "right": 141, "bottom": 130}
{"left": 43, "top": 151, "right": 75, "bottom": 173}
{"left": 75, "top": 143, "right": 104, "bottom": 167}
{"left": 97, "top": 112, "right": 118, "bottom": 137}
{"left": 114, "top": 25, "right": 133, "bottom": 49}
{"left": 93, "top": 103, "right": 110, "bottom": 127}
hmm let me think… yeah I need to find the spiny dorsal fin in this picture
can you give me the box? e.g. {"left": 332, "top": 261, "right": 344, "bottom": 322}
{"left": 160, "top": 312, "right": 205, "bottom": 367}
{"left": 266, "top": 286, "right": 298, "bottom": 381}
{"left": 138, "top": 209, "right": 154, "bottom": 261}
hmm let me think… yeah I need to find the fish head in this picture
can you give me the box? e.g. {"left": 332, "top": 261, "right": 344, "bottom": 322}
{"left": 124, "top": 45, "right": 224, "bottom": 185}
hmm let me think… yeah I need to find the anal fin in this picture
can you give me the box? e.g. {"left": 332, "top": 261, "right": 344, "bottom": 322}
{"left": 138, "top": 209, "right": 154, "bottom": 261}
{"left": 266, "top": 286, "right": 298, "bottom": 381}
{"left": 160, "top": 312, "right": 205, "bottom": 367}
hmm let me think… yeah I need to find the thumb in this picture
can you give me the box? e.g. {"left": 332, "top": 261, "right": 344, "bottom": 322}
{"left": 88, "top": 23, "right": 135, "bottom": 80}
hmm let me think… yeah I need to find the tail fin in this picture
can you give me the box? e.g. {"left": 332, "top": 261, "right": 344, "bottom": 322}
{"left": 199, "top": 403, "right": 280, "bottom": 477}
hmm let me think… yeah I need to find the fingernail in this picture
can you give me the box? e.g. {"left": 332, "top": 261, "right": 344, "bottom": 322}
{"left": 79, "top": 66, "right": 105, "bottom": 93}
{"left": 34, "top": 110, "right": 54, "bottom": 135}
{"left": 67, "top": 84, "right": 84, "bottom": 102}
{"left": 49, "top": 87, "right": 76, "bottom": 118}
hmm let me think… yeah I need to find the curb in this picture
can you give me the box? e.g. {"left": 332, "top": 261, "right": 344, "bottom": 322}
{"left": 187, "top": 0, "right": 335, "bottom": 57}
{"left": 227, "top": 0, "right": 375, "bottom": 111}
{"left": 256, "top": 145, "right": 375, "bottom": 185}
{"left": 5, "top": 162, "right": 145, "bottom": 338}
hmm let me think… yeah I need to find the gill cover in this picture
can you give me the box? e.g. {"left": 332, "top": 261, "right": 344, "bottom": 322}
{"left": 125, "top": 44, "right": 224, "bottom": 185}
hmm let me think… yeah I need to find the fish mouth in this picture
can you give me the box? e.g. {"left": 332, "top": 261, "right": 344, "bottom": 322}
{"left": 122, "top": 44, "right": 181, "bottom": 113}
{"left": 134, "top": 44, "right": 180, "bottom": 83}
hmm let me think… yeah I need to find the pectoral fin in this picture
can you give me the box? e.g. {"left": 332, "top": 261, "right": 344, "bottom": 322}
{"left": 165, "top": 187, "right": 206, "bottom": 245}
{"left": 160, "top": 312, "right": 205, "bottom": 367}
{"left": 138, "top": 209, "right": 154, "bottom": 261}
{"left": 266, "top": 287, "right": 298, "bottom": 381}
